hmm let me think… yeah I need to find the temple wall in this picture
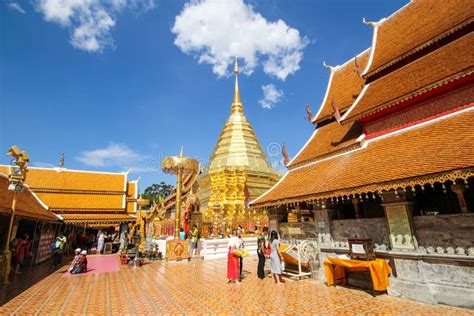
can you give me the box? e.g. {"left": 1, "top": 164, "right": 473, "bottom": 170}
{"left": 279, "top": 222, "right": 317, "bottom": 240}
{"left": 330, "top": 218, "right": 389, "bottom": 246}
{"left": 412, "top": 213, "right": 474, "bottom": 249}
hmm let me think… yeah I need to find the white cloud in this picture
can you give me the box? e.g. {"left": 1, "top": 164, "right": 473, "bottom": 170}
{"left": 6, "top": 2, "right": 26, "bottom": 14}
{"left": 259, "top": 84, "right": 283, "bottom": 109}
{"left": 76, "top": 142, "right": 159, "bottom": 173}
{"left": 36, "top": 0, "right": 154, "bottom": 52}
{"left": 172, "top": 0, "right": 308, "bottom": 80}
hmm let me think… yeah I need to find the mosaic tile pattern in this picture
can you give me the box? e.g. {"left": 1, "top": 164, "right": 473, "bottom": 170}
{"left": 0, "top": 255, "right": 472, "bottom": 315}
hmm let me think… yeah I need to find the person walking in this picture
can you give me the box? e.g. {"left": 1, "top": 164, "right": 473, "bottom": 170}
{"left": 97, "top": 231, "right": 105, "bottom": 254}
{"left": 269, "top": 230, "right": 285, "bottom": 284}
{"left": 54, "top": 233, "right": 67, "bottom": 266}
{"left": 190, "top": 225, "right": 199, "bottom": 257}
{"left": 227, "top": 230, "right": 240, "bottom": 284}
{"left": 13, "top": 234, "right": 30, "bottom": 274}
{"left": 256, "top": 226, "right": 269, "bottom": 280}
{"left": 237, "top": 232, "right": 245, "bottom": 280}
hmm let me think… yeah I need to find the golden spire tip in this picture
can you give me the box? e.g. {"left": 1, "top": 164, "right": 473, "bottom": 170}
{"left": 234, "top": 56, "right": 239, "bottom": 74}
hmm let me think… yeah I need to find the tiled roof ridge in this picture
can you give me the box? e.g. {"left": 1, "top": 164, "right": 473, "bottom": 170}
{"left": 365, "top": 17, "right": 473, "bottom": 80}
{"left": 289, "top": 143, "right": 363, "bottom": 171}
{"left": 52, "top": 208, "right": 127, "bottom": 212}
{"left": 0, "top": 165, "right": 130, "bottom": 176}
{"left": 346, "top": 67, "right": 474, "bottom": 122}
{"left": 32, "top": 188, "right": 126, "bottom": 195}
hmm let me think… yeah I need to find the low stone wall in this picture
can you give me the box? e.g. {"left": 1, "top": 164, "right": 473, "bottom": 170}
{"left": 413, "top": 213, "right": 474, "bottom": 249}
{"left": 388, "top": 256, "right": 474, "bottom": 308}
{"left": 331, "top": 218, "right": 389, "bottom": 246}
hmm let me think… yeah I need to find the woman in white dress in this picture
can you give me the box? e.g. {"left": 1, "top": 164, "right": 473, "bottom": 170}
{"left": 269, "top": 230, "right": 285, "bottom": 284}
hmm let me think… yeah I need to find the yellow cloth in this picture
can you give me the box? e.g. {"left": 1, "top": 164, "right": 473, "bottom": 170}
{"left": 323, "top": 257, "right": 392, "bottom": 291}
{"left": 233, "top": 249, "right": 249, "bottom": 257}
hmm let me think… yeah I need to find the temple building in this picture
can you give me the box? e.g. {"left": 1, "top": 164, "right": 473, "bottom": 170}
{"left": 0, "top": 166, "right": 138, "bottom": 227}
{"left": 251, "top": 0, "right": 473, "bottom": 308}
{"left": 197, "top": 59, "right": 281, "bottom": 236}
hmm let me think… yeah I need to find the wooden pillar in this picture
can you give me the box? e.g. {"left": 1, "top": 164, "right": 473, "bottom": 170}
{"left": 451, "top": 184, "right": 468, "bottom": 213}
{"left": 352, "top": 198, "right": 361, "bottom": 219}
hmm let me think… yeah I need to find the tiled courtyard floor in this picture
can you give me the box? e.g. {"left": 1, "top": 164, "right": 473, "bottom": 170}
{"left": 0, "top": 255, "right": 472, "bottom": 315}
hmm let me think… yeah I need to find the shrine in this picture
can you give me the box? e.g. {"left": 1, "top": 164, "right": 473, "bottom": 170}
{"left": 196, "top": 58, "right": 281, "bottom": 236}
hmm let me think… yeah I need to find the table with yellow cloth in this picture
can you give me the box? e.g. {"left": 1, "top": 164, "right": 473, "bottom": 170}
{"left": 323, "top": 257, "right": 392, "bottom": 292}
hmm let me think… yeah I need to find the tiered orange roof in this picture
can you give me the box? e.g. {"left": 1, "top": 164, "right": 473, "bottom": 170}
{"left": 252, "top": 108, "right": 474, "bottom": 207}
{"left": 364, "top": 0, "right": 473, "bottom": 78}
{"left": 0, "top": 174, "right": 57, "bottom": 221}
{"left": 312, "top": 49, "right": 369, "bottom": 124}
{"left": 344, "top": 33, "right": 474, "bottom": 122}
{"left": 0, "top": 166, "right": 137, "bottom": 224}
{"left": 288, "top": 121, "right": 362, "bottom": 168}
{"left": 0, "top": 166, "right": 127, "bottom": 212}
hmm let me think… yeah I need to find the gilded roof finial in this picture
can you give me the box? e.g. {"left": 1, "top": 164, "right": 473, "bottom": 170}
{"left": 231, "top": 56, "right": 243, "bottom": 113}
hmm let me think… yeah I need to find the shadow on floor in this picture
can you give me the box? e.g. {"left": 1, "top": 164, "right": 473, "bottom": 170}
{"left": 0, "top": 256, "right": 72, "bottom": 306}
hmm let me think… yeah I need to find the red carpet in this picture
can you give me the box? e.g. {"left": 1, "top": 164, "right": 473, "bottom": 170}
{"left": 64, "top": 255, "right": 120, "bottom": 277}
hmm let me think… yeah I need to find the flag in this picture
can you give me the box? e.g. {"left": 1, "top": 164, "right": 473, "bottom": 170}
{"left": 282, "top": 143, "right": 290, "bottom": 166}
{"left": 306, "top": 103, "right": 313, "bottom": 122}
{"left": 332, "top": 99, "right": 341, "bottom": 124}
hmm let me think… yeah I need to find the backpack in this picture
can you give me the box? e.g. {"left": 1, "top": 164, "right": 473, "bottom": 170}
{"left": 49, "top": 242, "right": 57, "bottom": 250}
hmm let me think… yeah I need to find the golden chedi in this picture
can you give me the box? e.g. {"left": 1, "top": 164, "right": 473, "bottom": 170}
{"left": 198, "top": 58, "right": 281, "bottom": 235}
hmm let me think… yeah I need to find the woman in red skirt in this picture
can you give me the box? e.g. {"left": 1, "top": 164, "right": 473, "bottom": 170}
{"left": 227, "top": 230, "right": 240, "bottom": 284}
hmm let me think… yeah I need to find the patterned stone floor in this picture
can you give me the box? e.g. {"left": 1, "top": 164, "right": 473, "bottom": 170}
{"left": 0, "top": 255, "right": 472, "bottom": 315}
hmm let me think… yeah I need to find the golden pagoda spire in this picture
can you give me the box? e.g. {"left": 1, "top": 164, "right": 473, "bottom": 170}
{"left": 231, "top": 56, "right": 243, "bottom": 113}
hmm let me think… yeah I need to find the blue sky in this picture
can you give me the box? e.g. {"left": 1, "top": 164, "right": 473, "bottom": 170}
{"left": 1, "top": 0, "right": 407, "bottom": 190}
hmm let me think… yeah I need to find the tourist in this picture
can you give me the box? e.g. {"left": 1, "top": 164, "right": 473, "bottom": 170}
{"left": 13, "top": 234, "right": 30, "bottom": 274}
{"left": 257, "top": 226, "right": 269, "bottom": 280}
{"left": 227, "top": 230, "right": 240, "bottom": 284}
{"left": 53, "top": 233, "right": 67, "bottom": 267}
{"left": 269, "top": 230, "right": 285, "bottom": 284}
{"left": 190, "top": 225, "right": 199, "bottom": 256}
{"left": 68, "top": 248, "right": 82, "bottom": 272}
{"left": 70, "top": 250, "right": 88, "bottom": 274}
{"left": 179, "top": 228, "right": 186, "bottom": 240}
{"left": 238, "top": 231, "right": 245, "bottom": 280}
{"left": 97, "top": 231, "right": 105, "bottom": 254}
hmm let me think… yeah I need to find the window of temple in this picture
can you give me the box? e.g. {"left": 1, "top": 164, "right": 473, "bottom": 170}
{"left": 340, "top": 202, "right": 356, "bottom": 219}
{"left": 360, "top": 196, "right": 385, "bottom": 218}
{"left": 413, "top": 182, "right": 469, "bottom": 215}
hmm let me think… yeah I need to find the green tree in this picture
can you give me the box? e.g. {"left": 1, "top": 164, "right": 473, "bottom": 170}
{"left": 142, "top": 182, "right": 174, "bottom": 202}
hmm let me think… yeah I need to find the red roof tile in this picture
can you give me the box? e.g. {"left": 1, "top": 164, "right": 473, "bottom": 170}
{"left": 288, "top": 122, "right": 362, "bottom": 168}
{"left": 313, "top": 49, "right": 369, "bottom": 123}
{"left": 364, "top": 0, "right": 473, "bottom": 77}
{"left": 344, "top": 32, "right": 474, "bottom": 121}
